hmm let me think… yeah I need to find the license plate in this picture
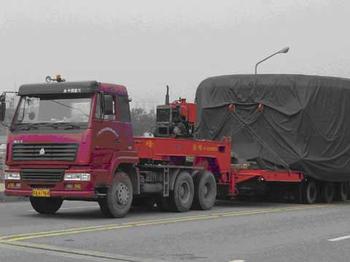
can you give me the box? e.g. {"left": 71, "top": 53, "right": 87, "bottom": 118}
{"left": 32, "top": 188, "right": 50, "bottom": 197}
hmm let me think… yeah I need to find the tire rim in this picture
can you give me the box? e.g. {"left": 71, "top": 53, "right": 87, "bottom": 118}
{"left": 179, "top": 181, "right": 190, "bottom": 203}
{"left": 203, "top": 182, "right": 210, "bottom": 198}
{"left": 307, "top": 183, "right": 317, "bottom": 203}
{"left": 116, "top": 183, "right": 130, "bottom": 206}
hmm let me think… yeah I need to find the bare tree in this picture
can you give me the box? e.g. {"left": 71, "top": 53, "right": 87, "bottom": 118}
{"left": 131, "top": 108, "right": 156, "bottom": 136}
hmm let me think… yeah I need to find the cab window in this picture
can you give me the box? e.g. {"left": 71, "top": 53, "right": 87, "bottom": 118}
{"left": 95, "top": 93, "right": 116, "bottom": 120}
{"left": 95, "top": 94, "right": 102, "bottom": 119}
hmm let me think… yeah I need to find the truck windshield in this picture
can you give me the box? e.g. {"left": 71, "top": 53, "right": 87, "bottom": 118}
{"left": 12, "top": 95, "right": 92, "bottom": 131}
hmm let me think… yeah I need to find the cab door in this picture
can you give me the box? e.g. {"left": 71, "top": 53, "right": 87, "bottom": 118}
{"left": 115, "top": 94, "right": 136, "bottom": 157}
{"left": 92, "top": 93, "right": 120, "bottom": 167}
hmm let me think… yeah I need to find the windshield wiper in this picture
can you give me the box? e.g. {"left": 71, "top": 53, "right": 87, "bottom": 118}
{"left": 13, "top": 122, "right": 82, "bottom": 131}
{"left": 55, "top": 123, "right": 81, "bottom": 130}
{"left": 34, "top": 122, "right": 82, "bottom": 130}
{"left": 14, "top": 123, "right": 39, "bottom": 130}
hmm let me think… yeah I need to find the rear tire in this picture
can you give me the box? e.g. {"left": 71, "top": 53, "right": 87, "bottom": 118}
{"left": 192, "top": 171, "right": 217, "bottom": 210}
{"left": 30, "top": 197, "right": 63, "bottom": 215}
{"left": 170, "top": 171, "right": 194, "bottom": 212}
{"left": 299, "top": 180, "right": 318, "bottom": 204}
{"left": 335, "top": 182, "right": 348, "bottom": 201}
{"left": 99, "top": 172, "right": 133, "bottom": 218}
{"left": 320, "top": 182, "right": 335, "bottom": 203}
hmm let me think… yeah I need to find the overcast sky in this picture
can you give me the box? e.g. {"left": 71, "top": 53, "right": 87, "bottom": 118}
{"left": 0, "top": 0, "right": 349, "bottom": 109}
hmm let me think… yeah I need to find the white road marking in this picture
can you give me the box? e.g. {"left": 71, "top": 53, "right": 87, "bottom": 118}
{"left": 328, "top": 235, "right": 350, "bottom": 242}
{"left": 229, "top": 260, "right": 245, "bottom": 262}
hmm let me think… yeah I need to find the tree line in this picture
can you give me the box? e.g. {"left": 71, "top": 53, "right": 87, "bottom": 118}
{"left": 130, "top": 108, "right": 156, "bottom": 136}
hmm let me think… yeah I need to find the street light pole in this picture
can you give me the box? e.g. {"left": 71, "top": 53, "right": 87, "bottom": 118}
{"left": 255, "top": 47, "right": 289, "bottom": 74}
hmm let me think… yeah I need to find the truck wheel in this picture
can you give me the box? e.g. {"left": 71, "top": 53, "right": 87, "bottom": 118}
{"left": 30, "top": 197, "right": 63, "bottom": 215}
{"left": 335, "top": 182, "right": 348, "bottom": 201}
{"left": 320, "top": 182, "right": 335, "bottom": 203}
{"left": 171, "top": 171, "right": 194, "bottom": 212}
{"left": 192, "top": 171, "right": 217, "bottom": 210}
{"left": 99, "top": 172, "right": 133, "bottom": 218}
{"left": 300, "top": 180, "right": 318, "bottom": 204}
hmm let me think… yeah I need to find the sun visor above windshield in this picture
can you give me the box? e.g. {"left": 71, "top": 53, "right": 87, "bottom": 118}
{"left": 18, "top": 81, "right": 99, "bottom": 96}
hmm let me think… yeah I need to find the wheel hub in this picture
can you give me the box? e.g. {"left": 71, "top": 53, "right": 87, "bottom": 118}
{"left": 179, "top": 182, "right": 190, "bottom": 202}
{"left": 116, "top": 183, "right": 129, "bottom": 206}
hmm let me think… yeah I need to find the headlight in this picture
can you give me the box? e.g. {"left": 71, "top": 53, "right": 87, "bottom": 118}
{"left": 64, "top": 173, "right": 91, "bottom": 181}
{"left": 4, "top": 172, "right": 21, "bottom": 180}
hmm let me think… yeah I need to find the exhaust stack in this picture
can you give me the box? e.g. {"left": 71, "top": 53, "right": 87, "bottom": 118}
{"left": 165, "top": 85, "right": 170, "bottom": 105}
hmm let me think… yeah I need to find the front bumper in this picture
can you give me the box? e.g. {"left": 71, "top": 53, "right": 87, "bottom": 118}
{"left": 5, "top": 188, "right": 95, "bottom": 198}
{"left": 4, "top": 168, "right": 109, "bottom": 199}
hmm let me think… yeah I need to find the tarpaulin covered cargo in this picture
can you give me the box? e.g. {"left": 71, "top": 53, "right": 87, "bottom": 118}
{"left": 195, "top": 74, "right": 350, "bottom": 182}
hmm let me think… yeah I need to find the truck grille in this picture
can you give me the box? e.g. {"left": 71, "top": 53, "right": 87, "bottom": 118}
{"left": 21, "top": 169, "right": 64, "bottom": 183}
{"left": 12, "top": 143, "right": 78, "bottom": 161}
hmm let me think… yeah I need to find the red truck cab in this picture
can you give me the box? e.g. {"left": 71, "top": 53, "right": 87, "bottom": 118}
{"left": 4, "top": 81, "right": 139, "bottom": 215}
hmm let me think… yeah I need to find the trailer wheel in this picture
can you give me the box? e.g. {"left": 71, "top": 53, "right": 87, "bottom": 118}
{"left": 335, "top": 182, "right": 348, "bottom": 201}
{"left": 30, "top": 197, "right": 63, "bottom": 215}
{"left": 171, "top": 171, "right": 194, "bottom": 212}
{"left": 320, "top": 182, "right": 335, "bottom": 203}
{"left": 300, "top": 180, "right": 318, "bottom": 204}
{"left": 99, "top": 172, "right": 133, "bottom": 218}
{"left": 192, "top": 171, "right": 217, "bottom": 210}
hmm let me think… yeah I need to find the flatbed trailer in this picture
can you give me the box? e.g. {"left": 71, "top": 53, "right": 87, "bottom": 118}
{"left": 134, "top": 136, "right": 304, "bottom": 201}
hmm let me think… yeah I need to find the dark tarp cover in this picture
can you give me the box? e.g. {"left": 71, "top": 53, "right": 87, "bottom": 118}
{"left": 195, "top": 74, "right": 350, "bottom": 182}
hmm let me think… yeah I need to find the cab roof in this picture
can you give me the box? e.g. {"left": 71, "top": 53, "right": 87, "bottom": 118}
{"left": 18, "top": 81, "right": 128, "bottom": 96}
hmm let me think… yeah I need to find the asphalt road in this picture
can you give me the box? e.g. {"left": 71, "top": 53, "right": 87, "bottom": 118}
{"left": 1, "top": 199, "right": 350, "bottom": 262}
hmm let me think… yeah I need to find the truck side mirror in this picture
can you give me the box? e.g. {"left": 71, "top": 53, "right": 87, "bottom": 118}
{"left": 103, "top": 95, "right": 114, "bottom": 115}
{"left": 0, "top": 94, "right": 6, "bottom": 122}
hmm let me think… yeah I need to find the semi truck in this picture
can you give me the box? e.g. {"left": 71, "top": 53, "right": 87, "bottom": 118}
{"left": 1, "top": 75, "right": 348, "bottom": 218}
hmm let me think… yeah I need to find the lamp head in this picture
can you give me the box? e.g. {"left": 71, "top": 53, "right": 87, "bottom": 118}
{"left": 279, "top": 47, "right": 290, "bottom": 54}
